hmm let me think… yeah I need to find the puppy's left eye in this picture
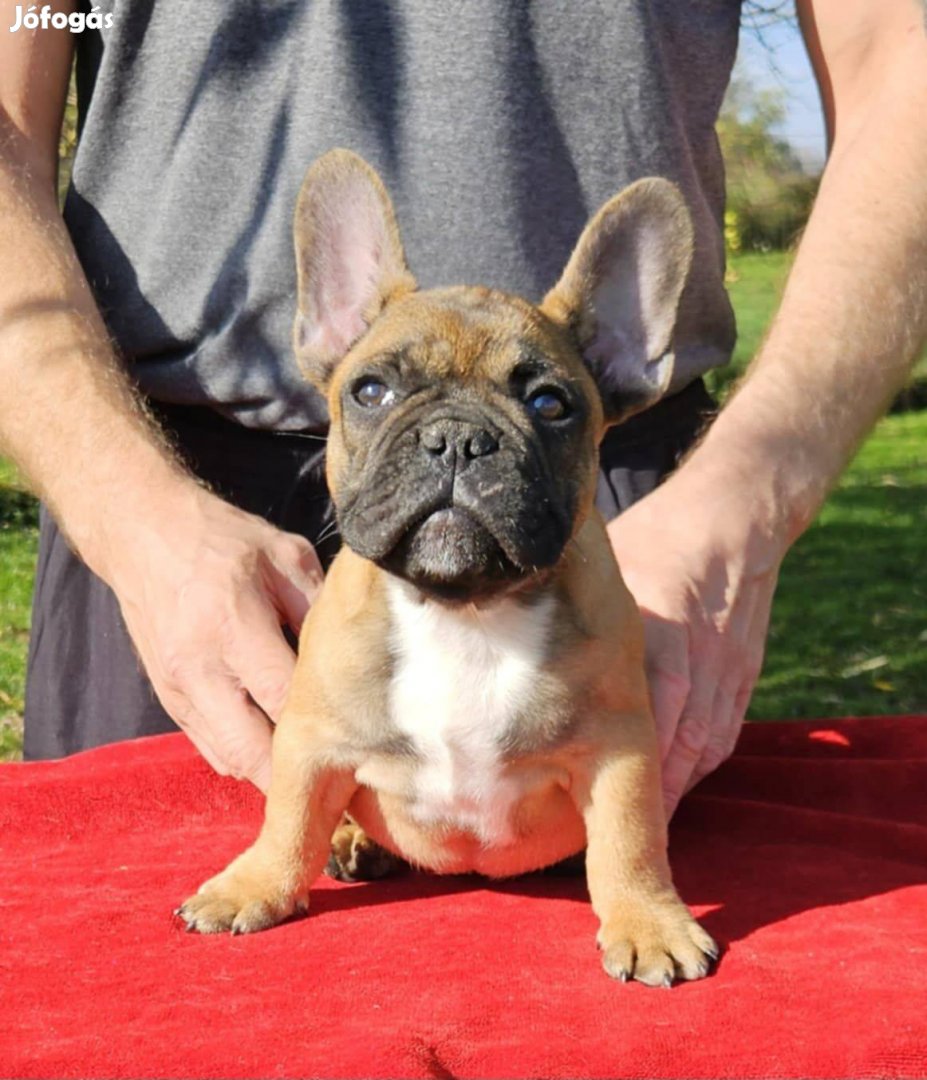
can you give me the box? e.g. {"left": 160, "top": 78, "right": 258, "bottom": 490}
{"left": 353, "top": 379, "right": 395, "bottom": 408}
{"left": 527, "top": 389, "right": 570, "bottom": 421}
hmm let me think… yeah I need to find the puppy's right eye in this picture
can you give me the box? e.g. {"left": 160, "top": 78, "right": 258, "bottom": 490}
{"left": 353, "top": 379, "right": 394, "bottom": 408}
{"left": 527, "top": 388, "right": 570, "bottom": 422}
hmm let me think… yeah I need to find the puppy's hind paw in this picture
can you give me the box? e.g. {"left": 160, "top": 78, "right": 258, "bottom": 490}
{"left": 326, "top": 816, "right": 405, "bottom": 882}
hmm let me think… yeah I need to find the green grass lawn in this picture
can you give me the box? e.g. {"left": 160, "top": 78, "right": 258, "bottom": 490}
{"left": 750, "top": 409, "right": 927, "bottom": 719}
{"left": 0, "top": 458, "right": 38, "bottom": 759}
{"left": 714, "top": 251, "right": 793, "bottom": 390}
{"left": 0, "top": 253, "right": 925, "bottom": 759}
{"left": 704, "top": 253, "right": 926, "bottom": 719}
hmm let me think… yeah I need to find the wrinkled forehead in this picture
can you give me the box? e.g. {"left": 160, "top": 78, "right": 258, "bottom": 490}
{"left": 339, "top": 286, "right": 577, "bottom": 380}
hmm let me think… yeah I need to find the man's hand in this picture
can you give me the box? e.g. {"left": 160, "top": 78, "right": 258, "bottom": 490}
{"left": 103, "top": 487, "right": 324, "bottom": 793}
{"left": 608, "top": 471, "right": 782, "bottom": 818}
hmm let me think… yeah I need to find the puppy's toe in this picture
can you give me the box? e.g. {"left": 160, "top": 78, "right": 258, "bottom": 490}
{"left": 601, "top": 940, "right": 674, "bottom": 987}
{"left": 670, "top": 920, "right": 719, "bottom": 981}
{"left": 326, "top": 817, "right": 405, "bottom": 882}
{"left": 600, "top": 939, "right": 635, "bottom": 983}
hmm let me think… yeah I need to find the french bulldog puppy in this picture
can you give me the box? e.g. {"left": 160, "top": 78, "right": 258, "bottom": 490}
{"left": 177, "top": 150, "right": 718, "bottom": 987}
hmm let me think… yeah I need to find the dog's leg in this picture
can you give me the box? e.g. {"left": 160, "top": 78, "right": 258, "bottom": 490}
{"left": 177, "top": 720, "right": 356, "bottom": 934}
{"left": 577, "top": 729, "right": 718, "bottom": 987}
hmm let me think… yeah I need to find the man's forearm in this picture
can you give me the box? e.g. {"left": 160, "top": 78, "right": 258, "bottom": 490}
{"left": 0, "top": 144, "right": 198, "bottom": 582}
{"left": 681, "top": 33, "right": 927, "bottom": 553}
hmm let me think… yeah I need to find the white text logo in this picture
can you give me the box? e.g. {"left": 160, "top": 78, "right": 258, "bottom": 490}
{"left": 9, "top": 5, "right": 114, "bottom": 33}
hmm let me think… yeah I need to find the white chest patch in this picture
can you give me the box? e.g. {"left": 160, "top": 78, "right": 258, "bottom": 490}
{"left": 385, "top": 580, "right": 555, "bottom": 846}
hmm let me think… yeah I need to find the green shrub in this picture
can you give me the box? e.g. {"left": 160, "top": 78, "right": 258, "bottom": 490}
{"left": 727, "top": 172, "right": 819, "bottom": 253}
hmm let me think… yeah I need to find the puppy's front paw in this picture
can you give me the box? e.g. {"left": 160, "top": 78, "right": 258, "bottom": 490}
{"left": 176, "top": 855, "right": 307, "bottom": 935}
{"left": 597, "top": 900, "right": 718, "bottom": 987}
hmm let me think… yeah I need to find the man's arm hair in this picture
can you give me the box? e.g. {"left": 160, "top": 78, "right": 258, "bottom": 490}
{"left": 0, "top": 2, "right": 195, "bottom": 577}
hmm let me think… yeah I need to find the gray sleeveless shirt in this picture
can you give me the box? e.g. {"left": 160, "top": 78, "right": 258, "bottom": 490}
{"left": 68, "top": 0, "right": 741, "bottom": 431}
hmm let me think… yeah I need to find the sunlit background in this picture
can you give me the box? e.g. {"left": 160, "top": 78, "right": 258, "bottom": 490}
{"left": 737, "top": 4, "right": 827, "bottom": 171}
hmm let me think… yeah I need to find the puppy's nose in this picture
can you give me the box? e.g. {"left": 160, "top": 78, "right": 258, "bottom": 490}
{"left": 420, "top": 420, "right": 499, "bottom": 461}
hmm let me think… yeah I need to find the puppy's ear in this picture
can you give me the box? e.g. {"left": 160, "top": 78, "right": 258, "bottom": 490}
{"left": 541, "top": 178, "right": 693, "bottom": 425}
{"left": 293, "top": 149, "right": 416, "bottom": 390}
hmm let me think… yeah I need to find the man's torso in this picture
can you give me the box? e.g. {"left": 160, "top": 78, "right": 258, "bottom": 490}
{"left": 68, "top": 0, "right": 741, "bottom": 431}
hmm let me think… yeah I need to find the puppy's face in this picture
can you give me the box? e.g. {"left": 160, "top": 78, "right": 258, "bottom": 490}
{"left": 323, "top": 288, "right": 601, "bottom": 600}
{"left": 292, "top": 151, "right": 693, "bottom": 602}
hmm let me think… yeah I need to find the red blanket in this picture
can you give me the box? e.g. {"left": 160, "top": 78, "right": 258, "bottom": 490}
{"left": 2, "top": 717, "right": 926, "bottom": 1079}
